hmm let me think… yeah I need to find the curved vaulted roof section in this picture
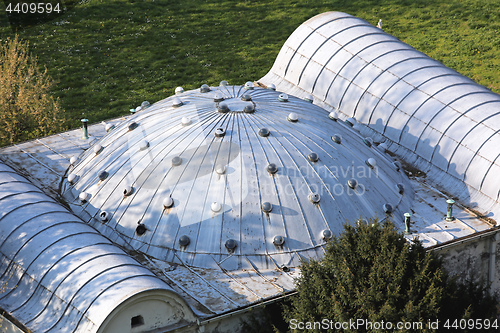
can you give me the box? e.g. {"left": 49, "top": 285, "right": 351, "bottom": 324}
{"left": 62, "top": 84, "right": 413, "bottom": 270}
{"left": 260, "top": 11, "right": 500, "bottom": 218}
{"left": 0, "top": 163, "right": 194, "bottom": 333}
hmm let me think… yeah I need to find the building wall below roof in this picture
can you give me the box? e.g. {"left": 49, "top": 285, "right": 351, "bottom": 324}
{"left": 97, "top": 289, "right": 197, "bottom": 333}
{"left": 433, "top": 230, "right": 500, "bottom": 294}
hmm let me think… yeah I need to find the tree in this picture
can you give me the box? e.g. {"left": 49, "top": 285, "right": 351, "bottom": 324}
{"left": 283, "top": 220, "right": 497, "bottom": 332}
{"left": 0, "top": 35, "right": 65, "bottom": 147}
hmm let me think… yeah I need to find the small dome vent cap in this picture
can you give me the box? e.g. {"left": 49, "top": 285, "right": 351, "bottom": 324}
{"left": 321, "top": 229, "right": 333, "bottom": 241}
{"left": 308, "top": 152, "right": 319, "bottom": 162}
{"left": 266, "top": 163, "right": 278, "bottom": 174}
{"left": 363, "top": 137, "right": 373, "bottom": 147}
{"left": 200, "top": 84, "right": 211, "bottom": 93}
{"left": 68, "top": 173, "right": 77, "bottom": 184}
{"left": 347, "top": 178, "right": 358, "bottom": 189}
{"left": 383, "top": 203, "right": 393, "bottom": 214}
{"left": 225, "top": 239, "right": 237, "bottom": 251}
{"left": 128, "top": 122, "right": 138, "bottom": 131}
{"left": 181, "top": 117, "right": 192, "bottom": 126}
{"left": 258, "top": 128, "right": 270, "bottom": 137}
{"left": 172, "top": 156, "right": 183, "bottom": 166}
{"left": 365, "top": 158, "right": 377, "bottom": 168}
{"left": 163, "top": 197, "right": 174, "bottom": 209}
{"left": 329, "top": 111, "right": 338, "bottom": 121}
{"left": 214, "top": 128, "right": 226, "bottom": 137}
{"left": 211, "top": 201, "right": 222, "bottom": 213}
{"left": 287, "top": 112, "right": 298, "bottom": 122}
{"left": 93, "top": 144, "right": 103, "bottom": 155}
{"left": 214, "top": 92, "right": 224, "bottom": 102}
{"left": 179, "top": 235, "right": 190, "bottom": 247}
{"left": 331, "top": 134, "right": 342, "bottom": 144}
{"left": 273, "top": 235, "right": 285, "bottom": 246}
{"left": 123, "top": 186, "right": 134, "bottom": 197}
{"left": 97, "top": 170, "right": 108, "bottom": 181}
{"left": 345, "top": 117, "right": 356, "bottom": 127}
{"left": 396, "top": 183, "right": 405, "bottom": 194}
{"left": 172, "top": 97, "right": 183, "bottom": 107}
{"left": 79, "top": 191, "right": 89, "bottom": 203}
{"left": 100, "top": 211, "right": 111, "bottom": 222}
{"left": 244, "top": 104, "right": 255, "bottom": 113}
{"left": 309, "top": 193, "right": 321, "bottom": 204}
{"left": 217, "top": 103, "right": 229, "bottom": 113}
{"left": 241, "top": 94, "right": 252, "bottom": 101}
{"left": 261, "top": 202, "right": 273, "bottom": 213}
{"left": 136, "top": 223, "right": 147, "bottom": 236}
{"left": 278, "top": 93, "right": 288, "bottom": 102}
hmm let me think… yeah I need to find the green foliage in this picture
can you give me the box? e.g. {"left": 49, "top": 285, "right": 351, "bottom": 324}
{"left": 0, "top": 0, "right": 499, "bottom": 131}
{"left": 284, "top": 220, "right": 497, "bottom": 332}
{"left": 0, "top": 35, "right": 66, "bottom": 147}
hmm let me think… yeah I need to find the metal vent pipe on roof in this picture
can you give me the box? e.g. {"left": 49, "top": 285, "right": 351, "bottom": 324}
{"left": 81, "top": 118, "right": 89, "bottom": 140}
{"left": 446, "top": 199, "right": 455, "bottom": 221}
{"left": 404, "top": 213, "right": 412, "bottom": 234}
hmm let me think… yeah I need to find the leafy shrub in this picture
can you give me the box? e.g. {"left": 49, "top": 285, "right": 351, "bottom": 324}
{"left": 0, "top": 35, "right": 65, "bottom": 147}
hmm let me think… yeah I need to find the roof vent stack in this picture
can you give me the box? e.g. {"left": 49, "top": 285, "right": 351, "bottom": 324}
{"left": 404, "top": 213, "right": 412, "bottom": 234}
{"left": 446, "top": 199, "right": 455, "bottom": 221}
{"left": 81, "top": 118, "right": 89, "bottom": 140}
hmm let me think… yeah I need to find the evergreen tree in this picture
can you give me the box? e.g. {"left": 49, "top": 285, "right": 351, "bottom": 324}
{"left": 283, "top": 220, "right": 497, "bottom": 332}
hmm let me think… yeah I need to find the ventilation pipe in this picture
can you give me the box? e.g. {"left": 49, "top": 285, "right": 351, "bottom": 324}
{"left": 81, "top": 118, "right": 89, "bottom": 140}
{"left": 446, "top": 199, "right": 455, "bottom": 221}
{"left": 404, "top": 213, "right": 412, "bottom": 234}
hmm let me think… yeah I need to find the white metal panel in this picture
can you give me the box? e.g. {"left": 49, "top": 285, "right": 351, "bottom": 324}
{"left": 260, "top": 11, "right": 499, "bottom": 216}
{"left": 0, "top": 163, "right": 187, "bottom": 333}
{"left": 63, "top": 85, "right": 414, "bottom": 270}
{"left": 481, "top": 162, "right": 500, "bottom": 201}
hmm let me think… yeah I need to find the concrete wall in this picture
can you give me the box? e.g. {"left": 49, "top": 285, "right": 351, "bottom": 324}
{"left": 433, "top": 230, "right": 500, "bottom": 294}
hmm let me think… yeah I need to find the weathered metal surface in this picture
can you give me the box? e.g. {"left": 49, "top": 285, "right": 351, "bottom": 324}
{"left": 61, "top": 85, "right": 414, "bottom": 270}
{"left": 0, "top": 12, "right": 498, "bottom": 332}
{"left": 0, "top": 163, "right": 189, "bottom": 333}
{"left": 260, "top": 11, "right": 500, "bottom": 220}
{"left": 0, "top": 121, "right": 111, "bottom": 198}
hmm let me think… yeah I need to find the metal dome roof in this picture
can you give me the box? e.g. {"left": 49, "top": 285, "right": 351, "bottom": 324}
{"left": 62, "top": 84, "right": 413, "bottom": 270}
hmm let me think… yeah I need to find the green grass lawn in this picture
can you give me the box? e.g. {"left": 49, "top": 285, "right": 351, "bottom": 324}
{"left": 1, "top": 0, "right": 499, "bottom": 130}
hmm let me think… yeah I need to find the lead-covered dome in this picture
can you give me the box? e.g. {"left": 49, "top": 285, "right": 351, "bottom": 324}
{"left": 62, "top": 84, "right": 413, "bottom": 270}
